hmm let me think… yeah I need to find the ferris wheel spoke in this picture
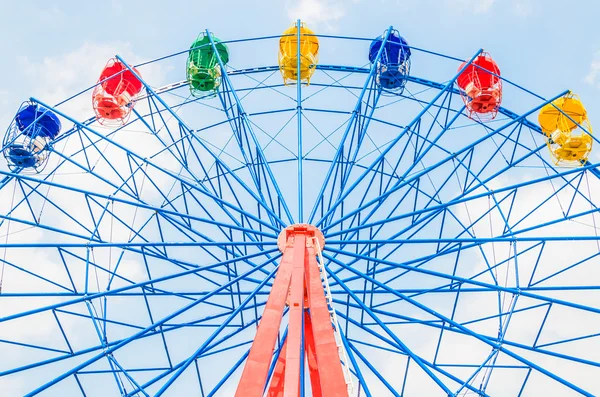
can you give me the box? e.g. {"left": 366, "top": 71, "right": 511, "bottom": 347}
{"left": 503, "top": 173, "right": 600, "bottom": 236}
{"left": 324, "top": 246, "right": 600, "bottom": 321}
{"left": 307, "top": 29, "right": 394, "bottom": 225}
{"left": 131, "top": 97, "right": 286, "bottom": 234}
{"left": 210, "top": 77, "right": 293, "bottom": 227}
{"left": 325, "top": 251, "right": 598, "bottom": 396}
{"left": 17, "top": 250, "right": 277, "bottom": 396}
{"left": 28, "top": 99, "right": 283, "bottom": 245}
{"left": 122, "top": 304, "right": 266, "bottom": 396}
{"left": 0, "top": 177, "right": 276, "bottom": 292}
{"left": 319, "top": 89, "right": 459, "bottom": 232}
{"left": 337, "top": 327, "right": 373, "bottom": 396}
{"left": 319, "top": 164, "right": 487, "bottom": 281}
{"left": 198, "top": 34, "right": 295, "bottom": 226}
{"left": 346, "top": 342, "right": 403, "bottom": 397}
{"left": 151, "top": 265, "right": 278, "bottom": 396}
{"left": 325, "top": 162, "right": 598, "bottom": 253}
{"left": 341, "top": 321, "right": 493, "bottom": 397}
{"left": 326, "top": 265, "right": 455, "bottom": 395}
{"left": 0, "top": 171, "right": 276, "bottom": 261}
{"left": 324, "top": 147, "right": 587, "bottom": 269}
{"left": 97, "top": 57, "right": 289, "bottom": 231}
{"left": 1, "top": 300, "right": 267, "bottom": 397}
{"left": 318, "top": 86, "right": 569, "bottom": 238}
{"left": 340, "top": 295, "right": 599, "bottom": 394}
{"left": 314, "top": 50, "right": 484, "bottom": 230}
{"left": 328, "top": 237, "right": 600, "bottom": 300}
{"left": 0, "top": 247, "right": 277, "bottom": 344}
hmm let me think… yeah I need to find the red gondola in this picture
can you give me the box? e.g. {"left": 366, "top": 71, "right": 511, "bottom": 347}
{"left": 456, "top": 52, "right": 502, "bottom": 121}
{"left": 92, "top": 59, "right": 143, "bottom": 125}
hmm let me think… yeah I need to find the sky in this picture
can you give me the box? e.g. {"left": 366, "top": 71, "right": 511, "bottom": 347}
{"left": 0, "top": 0, "right": 598, "bottom": 124}
{"left": 0, "top": 0, "right": 600, "bottom": 396}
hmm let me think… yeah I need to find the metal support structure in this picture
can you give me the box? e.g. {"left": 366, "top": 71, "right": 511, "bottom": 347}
{"left": 1, "top": 30, "right": 599, "bottom": 397}
{"left": 297, "top": 19, "right": 304, "bottom": 223}
{"left": 205, "top": 30, "right": 294, "bottom": 227}
{"left": 235, "top": 224, "right": 348, "bottom": 397}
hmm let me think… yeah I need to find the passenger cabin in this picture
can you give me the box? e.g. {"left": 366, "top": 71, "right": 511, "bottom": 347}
{"left": 279, "top": 23, "right": 319, "bottom": 85}
{"left": 369, "top": 29, "right": 411, "bottom": 94}
{"left": 538, "top": 94, "right": 593, "bottom": 166}
{"left": 92, "top": 59, "right": 143, "bottom": 125}
{"left": 456, "top": 53, "right": 502, "bottom": 120}
{"left": 187, "top": 33, "right": 229, "bottom": 96}
{"left": 2, "top": 102, "right": 61, "bottom": 171}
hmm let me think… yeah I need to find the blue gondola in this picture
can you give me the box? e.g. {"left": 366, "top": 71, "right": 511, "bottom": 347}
{"left": 2, "top": 102, "right": 61, "bottom": 171}
{"left": 369, "top": 29, "right": 411, "bottom": 94}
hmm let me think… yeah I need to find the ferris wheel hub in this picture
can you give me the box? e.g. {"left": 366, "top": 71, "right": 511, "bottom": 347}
{"left": 277, "top": 223, "right": 325, "bottom": 253}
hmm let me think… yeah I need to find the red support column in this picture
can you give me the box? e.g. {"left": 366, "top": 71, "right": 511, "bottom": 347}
{"left": 305, "top": 242, "right": 348, "bottom": 396}
{"left": 283, "top": 234, "right": 306, "bottom": 397}
{"left": 267, "top": 339, "right": 287, "bottom": 397}
{"left": 304, "top": 312, "right": 323, "bottom": 397}
{"left": 234, "top": 233, "right": 296, "bottom": 397}
{"left": 236, "top": 224, "right": 348, "bottom": 397}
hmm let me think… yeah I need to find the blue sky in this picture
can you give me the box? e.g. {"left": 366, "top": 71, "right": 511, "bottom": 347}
{"left": 0, "top": 0, "right": 598, "bottom": 123}
{"left": 1, "top": 1, "right": 600, "bottom": 396}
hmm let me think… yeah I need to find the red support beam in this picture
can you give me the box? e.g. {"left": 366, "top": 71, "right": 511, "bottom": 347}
{"left": 283, "top": 234, "right": 306, "bottom": 397}
{"left": 234, "top": 233, "right": 296, "bottom": 397}
{"left": 236, "top": 224, "right": 348, "bottom": 397}
{"left": 305, "top": 242, "right": 348, "bottom": 396}
{"left": 304, "top": 312, "right": 323, "bottom": 397}
{"left": 267, "top": 339, "right": 287, "bottom": 397}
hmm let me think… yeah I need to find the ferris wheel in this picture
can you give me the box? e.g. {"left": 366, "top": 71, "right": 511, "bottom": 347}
{"left": 0, "top": 20, "right": 599, "bottom": 397}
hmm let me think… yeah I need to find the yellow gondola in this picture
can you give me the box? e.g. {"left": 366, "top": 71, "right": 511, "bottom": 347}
{"left": 278, "top": 22, "right": 319, "bottom": 85}
{"left": 538, "top": 93, "right": 593, "bottom": 166}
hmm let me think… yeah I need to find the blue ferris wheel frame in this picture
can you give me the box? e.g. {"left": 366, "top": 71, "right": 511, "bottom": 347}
{"left": 0, "top": 22, "right": 599, "bottom": 397}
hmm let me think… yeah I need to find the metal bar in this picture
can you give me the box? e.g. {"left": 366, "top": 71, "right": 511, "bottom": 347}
{"left": 283, "top": 233, "right": 306, "bottom": 397}
{"left": 234, "top": 236, "right": 295, "bottom": 396}
{"left": 297, "top": 19, "right": 304, "bottom": 223}
{"left": 204, "top": 31, "right": 294, "bottom": 226}
{"left": 305, "top": 239, "right": 348, "bottom": 395}
{"left": 317, "top": 88, "right": 576, "bottom": 234}
{"left": 303, "top": 312, "right": 323, "bottom": 397}
{"left": 267, "top": 338, "right": 288, "bottom": 396}
{"left": 327, "top": 252, "right": 597, "bottom": 395}
{"left": 315, "top": 49, "right": 485, "bottom": 228}
{"left": 307, "top": 27, "right": 393, "bottom": 225}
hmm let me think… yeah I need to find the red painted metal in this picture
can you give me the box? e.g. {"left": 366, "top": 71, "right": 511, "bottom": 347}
{"left": 267, "top": 339, "right": 287, "bottom": 397}
{"left": 236, "top": 224, "right": 347, "bottom": 397}
{"left": 305, "top": 242, "right": 348, "bottom": 396}
{"left": 304, "top": 312, "right": 323, "bottom": 397}
{"left": 283, "top": 234, "right": 306, "bottom": 397}
{"left": 234, "top": 233, "right": 296, "bottom": 397}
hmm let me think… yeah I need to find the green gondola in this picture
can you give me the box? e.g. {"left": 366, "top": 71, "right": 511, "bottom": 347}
{"left": 186, "top": 33, "right": 229, "bottom": 96}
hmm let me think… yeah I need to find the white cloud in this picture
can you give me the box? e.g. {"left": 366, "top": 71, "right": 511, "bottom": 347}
{"left": 16, "top": 41, "right": 165, "bottom": 118}
{"left": 447, "top": 0, "right": 496, "bottom": 14}
{"left": 585, "top": 51, "right": 600, "bottom": 88}
{"left": 514, "top": 0, "right": 534, "bottom": 16}
{"left": 286, "top": 0, "right": 347, "bottom": 31}
{"left": 0, "top": 90, "right": 8, "bottom": 107}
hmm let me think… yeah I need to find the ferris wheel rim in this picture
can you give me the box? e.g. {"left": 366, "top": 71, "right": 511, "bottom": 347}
{"left": 0, "top": 28, "right": 598, "bottom": 397}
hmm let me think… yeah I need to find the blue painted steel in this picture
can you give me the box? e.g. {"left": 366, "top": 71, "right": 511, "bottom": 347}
{"left": 0, "top": 31, "right": 598, "bottom": 397}
{"left": 204, "top": 31, "right": 295, "bottom": 227}
{"left": 307, "top": 26, "right": 393, "bottom": 224}
{"left": 297, "top": 19, "right": 304, "bottom": 223}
